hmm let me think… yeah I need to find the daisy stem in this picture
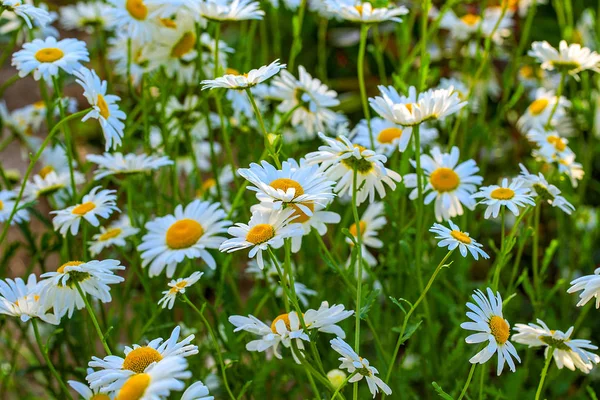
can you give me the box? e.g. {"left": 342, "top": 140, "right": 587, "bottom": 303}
{"left": 31, "top": 319, "right": 73, "bottom": 400}
{"left": 0, "top": 109, "right": 91, "bottom": 245}
{"left": 457, "top": 363, "right": 477, "bottom": 400}
{"left": 74, "top": 282, "right": 112, "bottom": 355}
{"left": 317, "top": 18, "right": 329, "bottom": 81}
{"left": 350, "top": 165, "right": 364, "bottom": 400}
{"left": 267, "top": 248, "right": 290, "bottom": 311}
{"left": 51, "top": 77, "right": 77, "bottom": 202}
{"left": 500, "top": 207, "right": 506, "bottom": 253}
{"left": 181, "top": 294, "right": 236, "bottom": 400}
{"left": 532, "top": 203, "right": 542, "bottom": 300}
{"left": 357, "top": 24, "right": 374, "bottom": 150}
{"left": 544, "top": 71, "right": 567, "bottom": 130}
{"left": 288, "top": 0, "right": 307, "bottom": 72}
{"left": 329, "top": 372, "right": 357, "bottom": 400}
{"left": 535, "top": 347, "right": 555, "bottom": 400}
{"left": 246, "top": 88, "right": 281, "bottom": 168}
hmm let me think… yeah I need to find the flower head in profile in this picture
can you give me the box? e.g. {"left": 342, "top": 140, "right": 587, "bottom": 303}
{"left": 345, "top": 202, "right": 386, "bottom": 266}
{"left": 158, "top": 271, "right": 204, "bottom": 310}
{"left": 529, "top": 40, "right": 600, "bottom": 77}
{"left": 0, "top": 274, "right": 58, "bottom": 325}
{"left": 513, "top": 319, "right": 600, "bottom": 373}
{"left": 351, "top": 117, "right": 438, "bottom": 155}
{"left": 518, "top": 164, "right": 575, "bottom": 214}
{"left": 461, "top": 288, "right": 521, "bottom": 375}
{"left": 0, "top": 190, "right": 29, "bottom": 225}
{"left": 568, "top": 268, "right": 600, "bottom": 308}
{"left": 60, "top": 1, "right": 113, "bottom": 33}
{"left": 325, "top": 1, "right": 408, "bottom": 23}
{"left": 1, "top": 0, "right": 52, "bottom": 29}
{"left": 24, "top": 170, "right": 84, "bottom": 200}
{"left": 201, "top": 59, "right": 285, "bottom": 90}
{"left": 87, "top": 152, "right": 173, "bottom": 180}
{"left": 430, "top": 220, "right": 489, "bottom": 260}
{"left": 330, "top": 337, "right": 392, "bottom": 398}
{"left": 472, "top": 178, "right": 535, "bottom": 219}
{"left": 198, "top": 0, "right": 264, "bottom": 21}
{"left": 517, "top": 88, "right": 570, "bottom": 133}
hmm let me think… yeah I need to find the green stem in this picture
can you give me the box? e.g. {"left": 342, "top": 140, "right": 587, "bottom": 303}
{"left": 544, "top": 72, "right": 567, "bottom": 130}
{"left": 288, "top": 0, "right": 307, "bottom": 72}
{"left": 535, "top": 347, "right": 555, "bottom": 400}
{"left": 457, "top": 363, "right": 477, "bottom": 400}
{"left": 357, "top": 24, "right": 374, "bottom": 149}
{"left": 350, "top": 166, "right": 363, "bottom": 400}
{"left": 74, "top": 282, "right": 112, "bottom": 355}
{"left": 51, "top": 77, "right": 77, "bottom": 200}
{"left": 532, "top": 203, "right": 541, "bottom": 299}
{"left": 32, "top": 319, "right": 73, "bottom": 399}
{"left": 246, "top": 88, "right": 280, "bottom": 168}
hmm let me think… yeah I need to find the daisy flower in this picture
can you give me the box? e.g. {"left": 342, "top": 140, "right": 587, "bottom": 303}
{"left": 51, "top": 186, "right": 119, "bottom": 237}
{"left": 68, "top": 369, "right": 111, "bottom": 400}
{"left": 0, "top": 274, "right": 58, "bottom": 325}
{"left": 345, "top": 202, "right": 386, "bottom": 266}
{"left": 23, "top": 170, "right": 84, "bottom": 200}
{"left": 557, "top": 153, "right": 584, "bottom": 188}
{"left": 305, "top": 133, "right": 401, "bottom": 206}
{"left": 271, "top": 66, "right": 341, "bottom": 137}
{"left": 201, "top": 59, "right": 285, "bottom": 90}
{"left": 0, "top": 190, "right": 29, "bottom": 225}
{"left": 404, "top": 146, "right": 483, "bottom": 221}
{"left": 568, "top": 268, "right": 600, "bottom": 308}
{"left": 12, "top": 36, "right": 89, "bottom": 81}
{"left": 74, "top": 67, "right": 126, "bottom": 151}
{"left": 158, "top": 271, "right": 204, "bottom": 310}
{"left": 461, "top": 288, "right": 521, "bottom": 375}
{"left": 219, "top": 208, "right": 303, "bottom": 269}
{"left": 87, "top": 325, "right": 198, "bottom": 392}
{"left": 106, "top": 0, "right": 161, "bottom": 44}
{"left": 198, "top": 0, "right": 264, "bottom": 21}
{"left": 60, "top": 2, "right": 113, "bottom": 33}
{"left": 138, "top": 200, "right": 230, "bottom": 277}
{"left": 518, "top": 164, "right": 575, "bottom": 214}
{"left": 439, "top": 7, "right": 513, "bottom": 44}
{"left": 513, "top": 319, "right": 600, "bottom": 373}
{"left": 325, "top": 1, "right": 408, "bottom": 23}
{"left": 529, "top": 40, "right": 600, "bottom": 77}
{"left": 527, "top": 129, "right": 574, "bottom": 162}
{"left": 303, "top": 301, "right": 354, "bottom": 338}
{"left": 40, "top": 259, "right": 125, "bottom": 319}
{"left": 351, "top": 117, "right": 410, "bottom": 155}
{"left": 429, "top": 220, "right": 490, "bottom": 260}
{"left": 330, "top": 337, "right": 392, "bottom": 398}
{"left": 182, "top": 381, "right": 214, "bottom": 400}
{"left": 516, "top": 88, "right": 570, "bottom": 133}
{"left": 89, "top": 216, "right": 140, "bottom": 257}
{"left": 1, "top": 0, "right": 52, "bottom": 29}
{"left": 327, "top": 369, "right": 347, "bottom": 389}
{"left": 87, "top": 152, "right": 173, "bottom": 180}
{"left": 472, "top": 178, "right": 536, "bottom": 219}
{"left": 107, "top": 33, "right": 149, "bottom": 85}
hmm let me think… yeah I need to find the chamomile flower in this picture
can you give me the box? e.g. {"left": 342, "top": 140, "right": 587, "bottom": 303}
{"left": 472, "top": 178, "right": 536, "bottom": 219}
{"left": 568, "top": 268, "right": 600, "bottom": 308}
{"left": 557, "top": 153, "right": 584, "bottom": 188}
{"left": 0, "top": 274, "right": 58, "bottom": 325}
{"left": 87, "top": 326, "right": 198, "bottom": 392}
{"left": 40, "top": 259, "right": 125, "bottom": 319}
{"left": 351, "top": 117, "right": 412, "bottom": 155}
{"left": 439, "top": 7, "right": 513, "bottom": 44}
{"left": 158, "top": 271, "right": 204, "bottom": 310}
{"left": 89, "top": 216, "right": 140, "bottom": 257}
{"left": 87, "top": 152, "right": 173, "bottom": 180}
{"left": 12, "top": 37, "right": 89, "bottom": 81}
{"left": 429, "top": 220, "right": 489, "bottom": 260}
{"left": 518, "top": 164, "right": 575, "bottom": 214}
{"left": 60, "top": 2, "right": 113, "bottom": 33}
{"left": 345, "top": 202, "right": 386, "bottom": 266}
{"left": 198, "top": 0, "right": 264, "bottom": 21}
{"left": 305, "top": 133, "right": 401, "bottom": 206}
{"left": 219, "top": 208, "right": 303, "bottom": 269}
{"left": 517, "top": 88, "right": 570, "bottom": 133}
{"left": 0, "top": 190, "right": 29, "bottom": 225}
{"left": 182, "top": 381, "right": 214, "bottom": 400}
{"left": 327, "top": 369, "right": 347, "bottom": 389}
{"left": 528, "top": 129, "right": 574, "bottom": 162}
{"left": 325, "top": 1, "right": 408, "bottom": 23}
{"left": 74, "top": 67, "right": 126, "bottom": 151}
{"left": 461, "top": 288, "right": 521, "bottom": 375}
{"left": 229, "top": 311, "right": 309, "bottom": 361}
{"left": 529, "top": 40, "right": 600, "bottom": 77}
{"left": 138, "top": 200, "right": 230, "bottom": 277}
{"left": 303, "top": 301, "right": 354, "bottom": 338}
{"left": 1, "top": 0, "right": 52, "bottom": 29}
{"left": 404, "top": 146, "right": 483, "bottom": 221}
{"left": 106, "top": 0, "right": 161, "bottom": 44}
{"left": 68, "top": 369, "right": 111, "bottom": 400}
{"left": 51, "top": 186, "right": 119, "bottom": 237}
{"left": 201, "top": 59, "right": 285, "bottom": 90}
{"left": 23, "top": 170, "right": 84, "bottom": 200}
{"left": 513, "top": 319, "right": 600, "bottom": 373}
{"left": 330, "top": 337, "right": 392, "bottom": 398}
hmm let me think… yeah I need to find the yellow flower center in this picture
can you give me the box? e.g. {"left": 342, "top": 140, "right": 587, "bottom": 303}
{"left": 160, "top": 18, "right": 177, "bottom": 28}
{"left": 489, "top": 315, "right": 510, "bottom": 344}
{"left": 39, "top": 165, "right": 54, "bottom": 179}
{"left": 175, "top": 280, "right": 188, "bottom": 289}
{"left": 99, "top": 228, "right": 122, "bottom": 241}
{"left": 91, "top": 395, "right": 111, "bottom": 400}
{"left": 547, "top": 135, "right": 567, "bottom": 152}
{"left": 430, "top": 167, "right": 460, "bottom": 192}
{"left": 405, "top": 103, "right": 414, "bottom": 112}
{"left": 126, "top": 0, "right": 148, "bottom": 20}
{"left": 34, "top": 48, "right": 64, "bottom": 63}
{"left": 461, "top": 14, "right": 481, "bottom": 26}
{"left": 529, "top": 99, "right": 549, "bottom": 115}
{"left": 72, "top": 202, "right": 96, "bottom": 216}
{"left": 270, "top": 178, "right": 305, "bottom": 198}
{"left": 450, "top": 230, "right": 472, "bottom": 244}
{"left": 226, "top": 67, "right": 241, "bottom": 75}
{"left": 354, "top": 5, "right": 363, "bottom": 14}
{"left": 0, "top": 200, "right": 3, "bottom": 211}
{"left": 349, "top": 220, "right": 367, "bottom": 238}
{"left": 97, "top": 94, "right": 110, "bottom": 119}
{"left": 377, "top": 127, "right": 403, "bottom": 144}
{"left": 122, "top": 347, "right": 163, "bottom": 373}
{"left": 519, "top": 65, "right": 535, "bottom": 79}
{"left": 165, "top": 219, "right": 204, "bottom": 249}
{"left": 271, "top": 313, "right": 292, "bottom": 333}
{"left": 57, "top": 261, "right": 84, "bottom": 273}
{"left": 33, "top": 100, "right": 46, "bottom": 109}
{"left": 490, "top": 187, "right": 515, "bottom": 200}
{"left": 246, "top": 224, "right": 275, "bottom": 244}
{"left": 289, "top": 202, "right": 314, "bottom": 223}
{"left": 116, "top": 373, "right": 151, "bottom": 400}
{"left": 171, "top": 32, "right": 196, "bottom": 58}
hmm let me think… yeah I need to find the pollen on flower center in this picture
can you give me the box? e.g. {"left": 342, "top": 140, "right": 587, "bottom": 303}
{"left": 160, "top": 18, "right": 177, "bottom": 28}
{"left": 97, "top": 94, "right": 110, "bottom": 119}
{"left": 171, "top": 32, "right": 196, "bottom": 58}
{"left": 116, "top": 373, "right": 151, "bottom": 400}
{"left": 377, "top": 127, "right": 403, "bottom": 144}
{"left": 122, "top": 347, "right": 163, "bottom": 373}
{"left": 405, "top": 103, "right": 414, "bottom": 113}
{"left": 354, "top": 5, "right": 363, "bottom": 14}
{"left": 99, "top": 228, "right": 122, "bottom": 241}
{"left": 34, "top": 48, "right": 64, "bottom": 63}
{"left": 271, "top": 313, "right": 292, "bottom": 333}
{"left": 460, "top": 14, "right": 481, "bottom": 26}
{"left": 246, "top": 224, "right": 275, "bottom": 244}
{"left": 430, "top": 167, "right": 460, "bottom": 192}
{"left": 547, "top": 135, "right": 566, "bottom": 152}
{"left": 270, "top": 178, "right": 305, "bottom": 198}
{"left": 166, "top": 219, "right": 204, "bottom": 249}
{"left": 91, "top": 394, "right": 111, "bottom": 400}
{"left": 126, "top": 0, "right": 148, "bottom": 20}
{"left": 175, "top": 280, "right": 188, "bottom": 289}
{"left": 57, "top": 261, "right": 84, "bottom": 273}
{"left": 0, "top": 200, "right": 3, "bottom": 211}
{"left": 489, "top": 315, "right": 510, "bottom": 344}
{"left": 39, "top": 165, "right": 54, "bottom": 179}
{"left": 349, "top": 220, "right": 367, "bottom": 238}
{"left": 490, "top": 187, "right": 515, "bottom": 200}
{"left": 72, "top": 201, "right": 96, "bottom": 216}
{"left": 529, "top": 98, "right": 549, "bottom": 115}
{"left": 450, "top": 230, "right": 472, "bottom": 244}
{"left": 290, "top": 201, "right": 314, "bottom": 223}
{"left": 519, "top": 65, "right": 536, "bottom": 79}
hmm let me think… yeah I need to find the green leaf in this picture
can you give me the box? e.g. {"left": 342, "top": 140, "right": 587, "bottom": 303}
{"left": 540, "top": 239, "right": 559, "bottom": 277}
{"left": 401, "top": 320, "right": 423, "bottom": 343}
{"left": 389, "top": 296, "right": 412, "bottom": 314}
{"left": 360, "top": 289, "right": 380, "bottom": 319}
{"left": 431, "top": 382, "right": 454, "bottom": 400}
